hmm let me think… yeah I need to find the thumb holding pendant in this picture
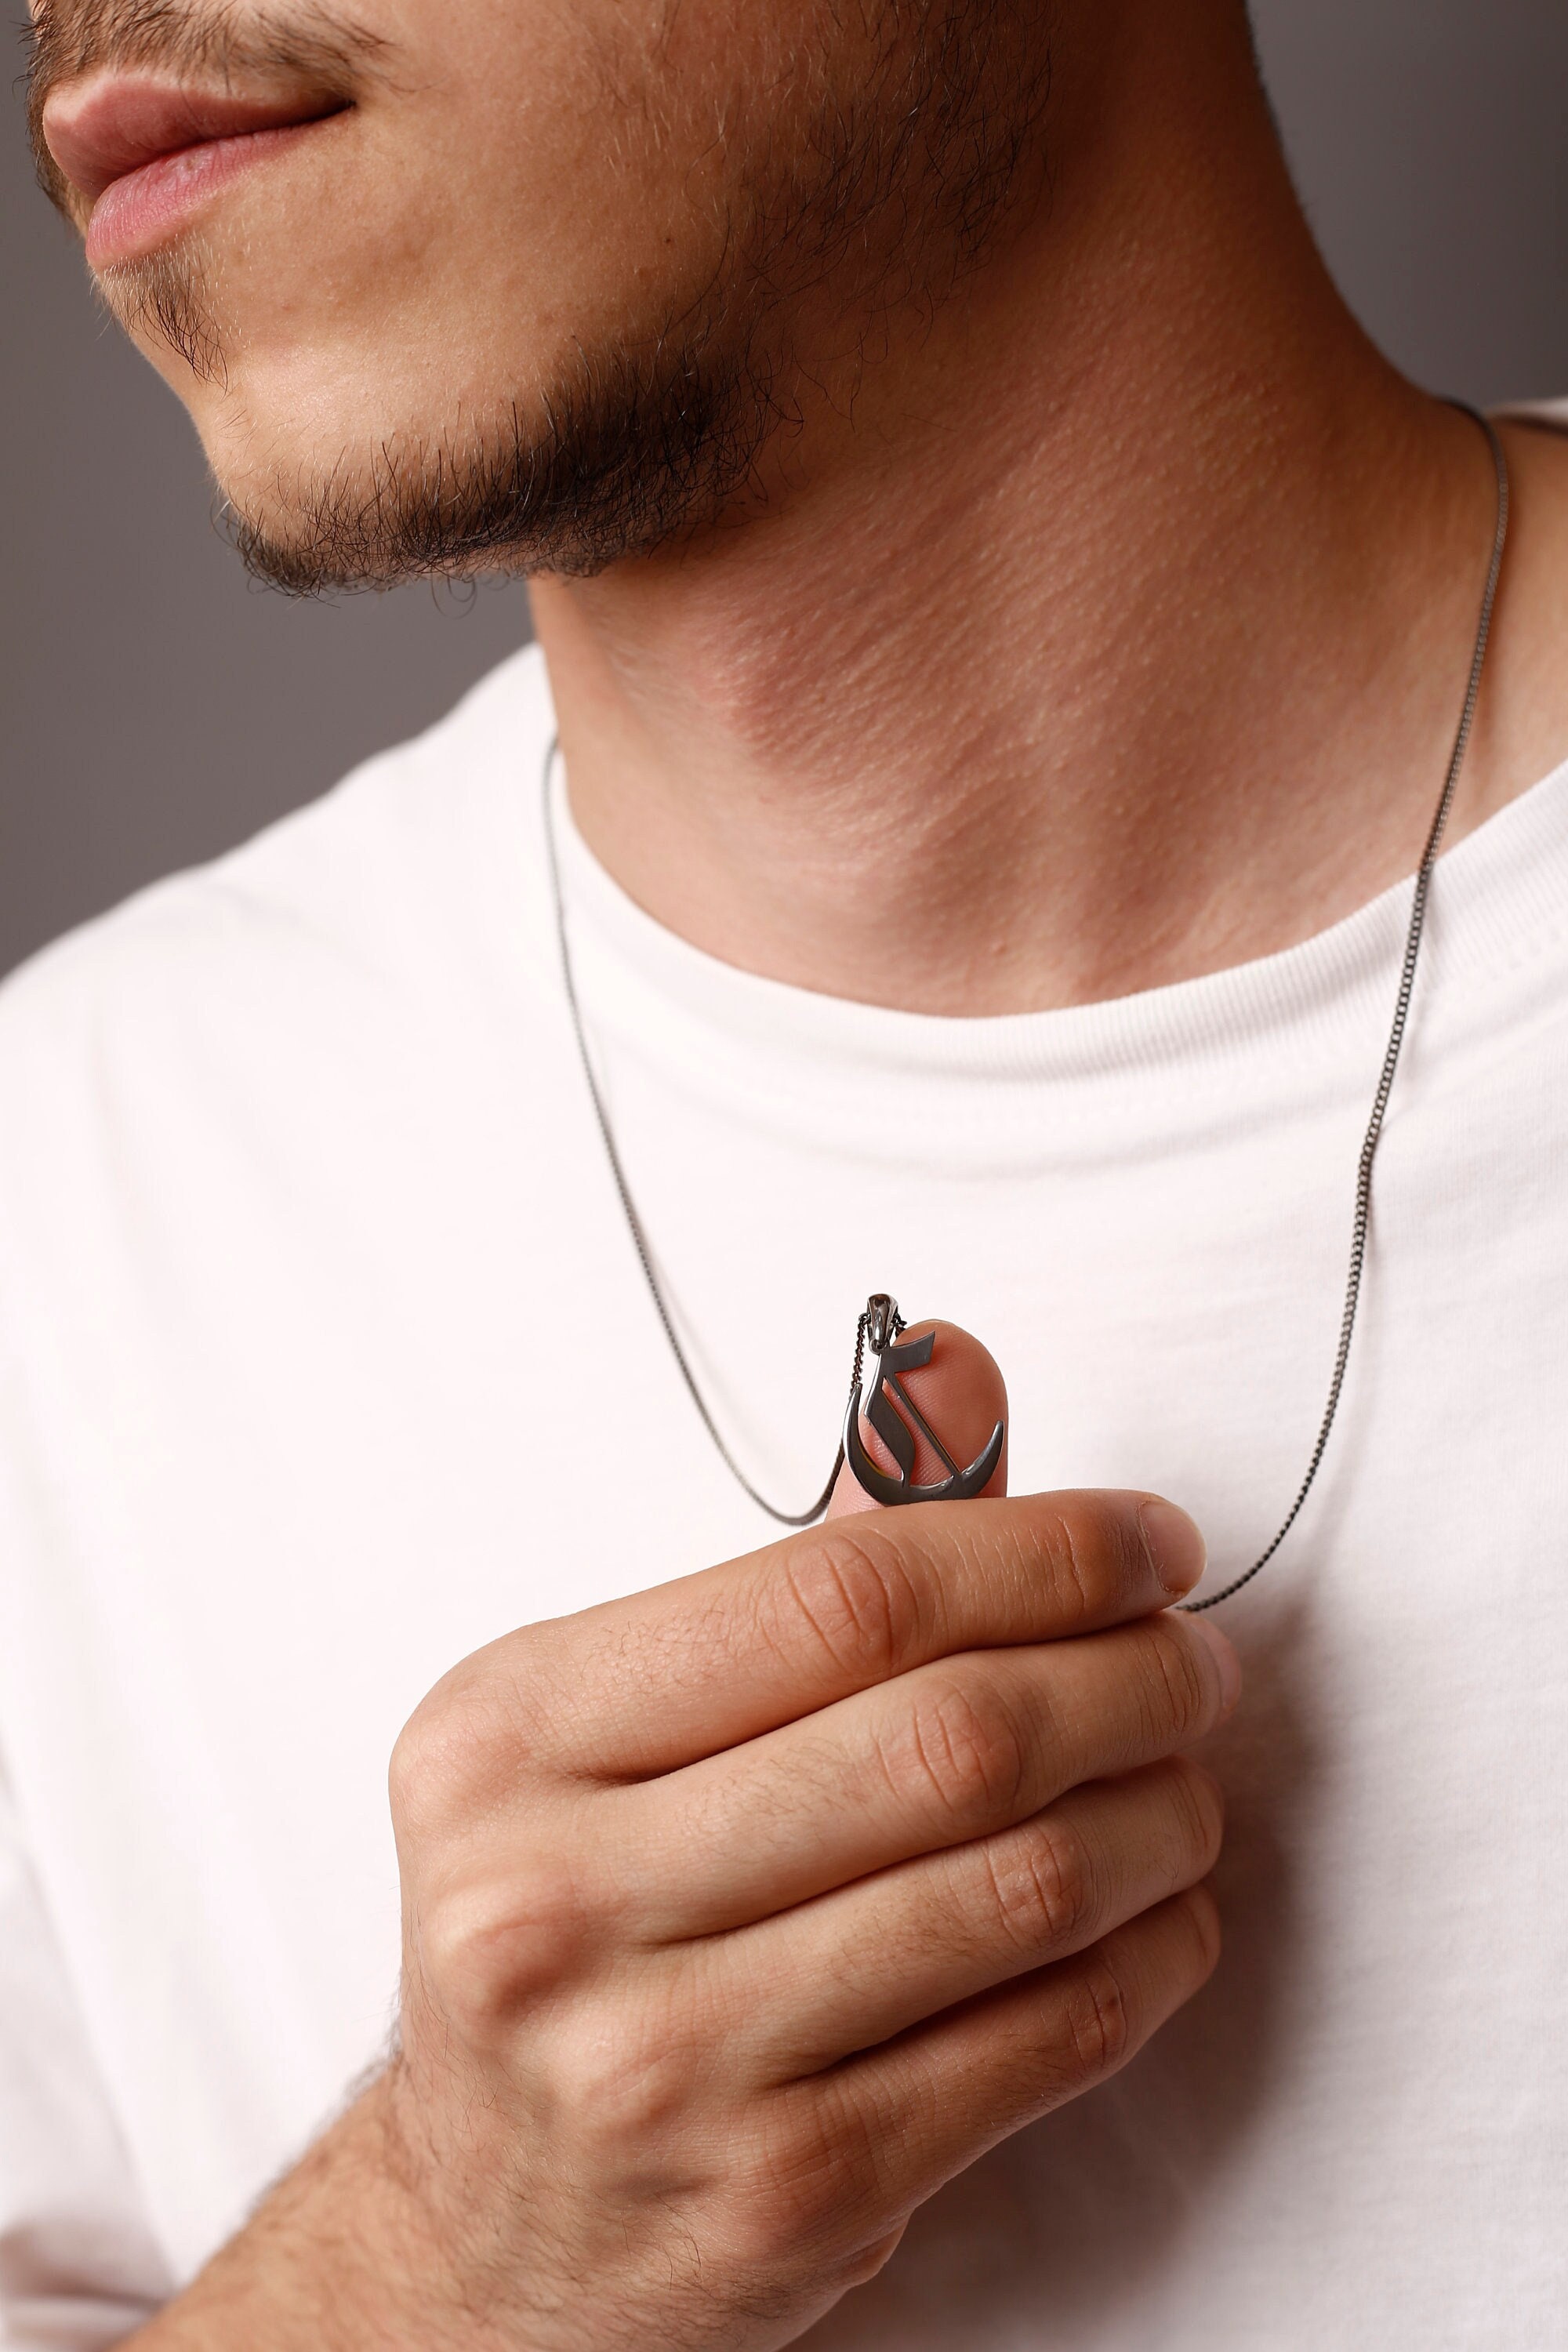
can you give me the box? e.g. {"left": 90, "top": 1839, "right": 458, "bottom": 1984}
{"left": 827, "top": 1308, "right": 1010, "bottom": 1521}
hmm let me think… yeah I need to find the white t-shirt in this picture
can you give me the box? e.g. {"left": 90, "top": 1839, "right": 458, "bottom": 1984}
{"left": 1, "top": 625, "right": 1566, "bottom": 2349}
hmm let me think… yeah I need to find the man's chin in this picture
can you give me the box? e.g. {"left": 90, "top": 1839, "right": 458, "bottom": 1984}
{"left": 209, "top": 338, "right": 771, "bottom": 594}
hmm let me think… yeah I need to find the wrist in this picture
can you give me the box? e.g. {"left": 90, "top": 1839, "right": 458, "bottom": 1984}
{"left": 129, "top": 2070, "right": 518, "bottom": 2352}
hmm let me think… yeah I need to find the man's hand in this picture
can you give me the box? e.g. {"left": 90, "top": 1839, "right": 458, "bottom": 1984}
{"left": 134, "top": 1329, "right": 1236, "bottom": 2351}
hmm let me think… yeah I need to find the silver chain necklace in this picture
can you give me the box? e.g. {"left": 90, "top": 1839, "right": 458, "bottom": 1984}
{"left": 542, "top": 407, "right": 1511, "bottom": 1610}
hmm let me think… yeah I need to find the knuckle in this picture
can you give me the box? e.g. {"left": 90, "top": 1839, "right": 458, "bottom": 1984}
{"left": 1166, "top": 1755, "right": 1225, "bottom": 1871}
{"left": 985, "top": 1817, "right": 1095, "bottom": 1951}
{"left": 1136, "top": 1617, "right": 1214, "bottom": 1747}
{"left": 745, "top": 2082, "right": 897, "bottom": 2267}
{"left": 1058, "top": 1947, "right": 1134, "bottom": 2080}
{"left": 555, "top": 2002, "right": 701, "bottom": 2155}
{"left": 838, "top": 2223, "right": 909, "bottom": 2291}
{"left": 1039, "top": 1494, "right": 1146, "bottom": 1623}
{"left": 1180, "top": 1881, "right": 1224, "bottom": 1977}
{"left": 725, "top": 2142, "right": 832, "bottom": 2269}
{"left": 390, "top": 1640, "right": 549, "bottom": 1832}
{"left": 1039, "top": 1506, "right": 1098, "bottom": 1625}
{"left": 388, "top": 1685, "right": 473, "bottom": 1833}
{"left": 771, "top": 1527, "right": 927, "bottom": 1687}
{"left": 416, "top": 1855, "right": 590, "bottom": 2031}
{"left": 891, "top": 1671, "right": 1030, "bottom": 1831}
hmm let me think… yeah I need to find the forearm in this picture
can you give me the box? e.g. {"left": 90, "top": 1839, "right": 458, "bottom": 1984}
{"left": 125, "top": 2075, "right": 487, "bottom": 2352}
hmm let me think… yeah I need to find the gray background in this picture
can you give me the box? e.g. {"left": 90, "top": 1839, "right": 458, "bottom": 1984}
{"left": 4, "top": 0, "right": 1566, "bottom": 978}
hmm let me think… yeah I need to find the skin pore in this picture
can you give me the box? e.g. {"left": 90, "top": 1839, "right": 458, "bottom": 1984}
{"left": 34, "top": 0, "right": 1568, "bottom": 1016}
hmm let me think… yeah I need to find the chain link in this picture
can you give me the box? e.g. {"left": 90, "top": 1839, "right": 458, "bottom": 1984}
{"left": 1181, "top": 405, "right": 1509, "bottom": 1608}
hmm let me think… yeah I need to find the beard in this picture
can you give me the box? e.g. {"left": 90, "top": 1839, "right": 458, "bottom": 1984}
{"left": 33, "top": 0, "right": 1051, "bottom": 592}
{"left": 229, "top": 329, "right": 777, "bottom": 593}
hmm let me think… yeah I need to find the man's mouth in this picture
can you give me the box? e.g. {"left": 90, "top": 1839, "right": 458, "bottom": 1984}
{"left": 43, "top": 76, "right": 349, "bottom": 268}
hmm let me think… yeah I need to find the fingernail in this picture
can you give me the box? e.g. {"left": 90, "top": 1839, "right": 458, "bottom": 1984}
{"left": 1138, "top": 1498, "right": 1207, "bottom": 1598}
{"left": 1190, "top": 1617, "right": 1243, "bottom": 1715}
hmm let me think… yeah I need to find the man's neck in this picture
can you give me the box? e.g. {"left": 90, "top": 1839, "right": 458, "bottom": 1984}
{"left": 530, "top": 7, "right": 1563, "bottom": 1016}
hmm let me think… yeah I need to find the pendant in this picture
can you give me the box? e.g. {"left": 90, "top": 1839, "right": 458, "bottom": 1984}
{"left": 843, "top": 1294, "right": 1005, "bottom": 1507}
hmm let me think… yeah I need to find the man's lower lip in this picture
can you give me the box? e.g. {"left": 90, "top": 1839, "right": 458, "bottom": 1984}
{"left": 85, "top": 119, "right": 328, "bottom": 270}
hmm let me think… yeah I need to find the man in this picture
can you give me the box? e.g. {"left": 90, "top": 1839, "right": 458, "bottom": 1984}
{"left": 5, "top": 0, "right": 1566, "bottom": 2343}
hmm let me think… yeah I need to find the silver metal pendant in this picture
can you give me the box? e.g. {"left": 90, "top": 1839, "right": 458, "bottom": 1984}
{"left": 843, "top": 1294, "right": 1005, "bottom": 1508}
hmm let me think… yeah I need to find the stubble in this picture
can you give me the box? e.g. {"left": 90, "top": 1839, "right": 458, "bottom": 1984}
{"left": 29, "top": 0, "right": 1053, "bottom": 590}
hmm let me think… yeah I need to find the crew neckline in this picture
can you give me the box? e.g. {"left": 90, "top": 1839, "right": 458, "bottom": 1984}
{"left": 543, "top": 733, "right": 1568, "bottom": 1156}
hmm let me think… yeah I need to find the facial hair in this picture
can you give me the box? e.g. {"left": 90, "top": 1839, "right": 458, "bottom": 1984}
{"left": 29, "top": 0, "right": 1051, "bottom": 590}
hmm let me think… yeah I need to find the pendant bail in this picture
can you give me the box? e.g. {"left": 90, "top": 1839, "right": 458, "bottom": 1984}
{"left": 864, "top": 1292, "right": 899, "bottom": 1355}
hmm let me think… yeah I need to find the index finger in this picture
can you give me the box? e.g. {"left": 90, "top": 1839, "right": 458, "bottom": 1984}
{"left": 510, "top": 1486, "right": 1207, "bottom": 1779}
